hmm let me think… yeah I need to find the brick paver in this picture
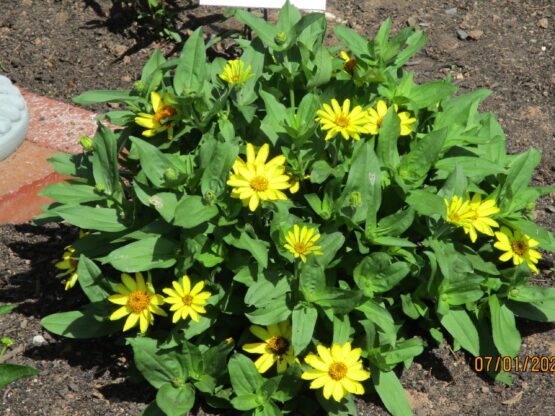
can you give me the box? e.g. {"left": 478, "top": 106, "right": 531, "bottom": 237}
{"left": 0, "top": 90, "right": 98, "bottom": 224}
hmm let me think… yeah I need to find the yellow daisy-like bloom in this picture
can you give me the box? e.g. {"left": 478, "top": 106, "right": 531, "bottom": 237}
{"left": 162, "top": 275, "right": 212, "bottom": 323}
{"left": 340, "top": 51, "right": 357, "bottom": 75}
{"left": 54, "top": 245, "right": 79, "bottom": 291}
{"left": 445, "top": 195, "right": 474, "bottom": 225}
{"left": 135, "top": 91, "right": 176, "bottom": 139}
{"left": 284, "top": 224, "right": 323, "bottom": 263}
{"left": 367, "top": 99, "right": 416, "bottom": 136}
{"left": 243, "top": 322, "right": 297, "bottom": 374}
{"left": 108, "top": 273, "right": 167, "bottom": 333}
{"left": 465, "top": 193, "right": 500, "bottom": 242}
{"left": 494, "top": 227, "right": 542, "bottom": 273}
{"left": 219, "top": 59, "right": 254, "bottom": 88}
{"left": 301, "top": 342, "right": 370, "bottom": 402}
{"left": 444, "top": 194, "right": 500, "bottom": 243}
{"left": 316, "top": 99, "right": 372, "bottom": 141}
{"left": 227, "top": 143, "right": 293, "bottom": 212}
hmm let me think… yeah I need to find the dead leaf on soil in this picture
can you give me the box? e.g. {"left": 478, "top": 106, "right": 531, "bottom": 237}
{"left": 502, "top": 391, "right": 523, "bottom": 406}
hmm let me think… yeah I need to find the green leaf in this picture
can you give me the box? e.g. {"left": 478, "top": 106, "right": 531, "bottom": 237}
{"left": 292, "top": 303, "right": 317, "bottom": 355}
{"left": 130, "top": 337, "right": 188, "bottom": 389}
{"left": 406, "top": 190, "right": 444, "bottom": 217}
{"left": 92, "top": 123, "right": 121, "bottom": 197}
{"left": 245, "top": 276, "right": 290, "bottom": 309}
{"left": 77, "top": 255, "right": 111, "bottom": 302}
{"left": 377, "top": 108, "right": 400, "bottom": 170}
{"left": 228, "top": 354, "right": 264, "bottom": 395}
{"left": 394, "top": 30, "right": 427, "bottom": 68}
{"left": 156, "top": 383, "right": 195, "bottom": 416}
{"left": 231, "top": 394, "right": 261, "bottom": 411}
{"left": 39, "top": 183, "right": 104, "bottom": 204}
{"left": 0, "top": 364, "right": 39, "bottom": 389}
{"left": 508, "top": 286, "right": 555, "bottom": 303}
{"left": 354, "top": 254, "right": 410, "bottom": 294}
{"left": 406, "top": 80, "right": 457, "bottom": 110}
{"left": 246, "top": 297, "right": 291, "bottom": 326}
{"left": 174, "top": 28, "right": 206, "bottom": 93}
{"left": 489, "top": 295, "right": 521, "bottom": 357}
{"left": 141, "top": 49, "right": 166, "bottom": 85}
{"left": 228, "top": 8, "right": 278, "bottom": 48}
{"left": 54, "top": 205, "right": 126, "bottom": 232}
{"left": 106, "top": 237, "right": 177, "bottom": 272}
{"left": 200, "top": 141, "right": 239, "bottom": 199}
{"left": 439, "top": 308, "right": 480, "bottom": 356}
{"left": 307, "top": 46, "right": 332, "bottom": 88}
{"left": 0, "top": 304, "right": 18, "bottom": 315}
{"left": 399, "top": 128, "right": 447, "bottom": 186}
{"left": 41, "top": 303, "right": 117, "bottom": 339}
{"left": 332, "top": 314, "right": 351, "bottom": 344}
{"left": 340, "top": 141, "right": 381, "bottom": 225}
{"left": 73, "top": 90, "right": 135, "bottom": 105}
{"left": 383, "top": 338, "right": 425, "bottom": 365}
{"left": 506, "top": 299, "right": 555, "bottom": 322}
{"left": 130, "top": 137, "right": 179, "bottom": 188}
{"left": 435, "top": 156, "right": 505, "bottom": 179}
{"left": 315, "top": 232, "right": 345, "bottom": 269}
{"left": 372, "top": 369, "right": 412, "bottom": 416}
{"left": 174, "top": 196, "right": 218, "bottom": 229}
{"left": 334, "top": 25, "right": 369, "bottom": 56}
{"left": 357, "top": 300, "right": 397, "bottom": 345}
{"left": 224, "top": 229, "right": 269, "bottom": 268}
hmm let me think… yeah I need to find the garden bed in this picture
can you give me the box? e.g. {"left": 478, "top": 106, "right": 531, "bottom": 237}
{"left": 0, "top": 0, "right": 554, "bottom": 415}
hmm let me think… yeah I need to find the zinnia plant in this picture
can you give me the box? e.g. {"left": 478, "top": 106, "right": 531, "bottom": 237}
{"left": 38, "top": 3, "right": 554, "bottom": 415}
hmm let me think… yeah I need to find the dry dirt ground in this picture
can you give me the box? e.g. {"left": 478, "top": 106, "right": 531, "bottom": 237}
{"left": 0, "top": 0, "right": 554, "bottom": 415}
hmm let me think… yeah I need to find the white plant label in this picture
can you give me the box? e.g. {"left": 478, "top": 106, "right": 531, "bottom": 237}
{"left": 200, "top": 0, "right": 326, "bottom": 11}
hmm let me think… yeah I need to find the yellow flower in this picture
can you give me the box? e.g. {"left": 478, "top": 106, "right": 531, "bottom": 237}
{"left": 316, "top": 98, "right": 372, "bottom": 141}
{"left": 289, "top": 174, "right": 310, "bottom": 194}
{"left": 284, "top": 224, "right": 322, "bottom": 263}
{"left": 54, "top": 245, "right": 79, "bottom": 291}
{"left": 219, "top": 59, "right": 254, "bottom": 88}
{"left": 367, "top": 99, "right": 416, "bottom": 136}
{"left": 108, "top": 273, "right": 167, "bottom": 333}
{"left": 445, "top": 195, "right": 473, "bottom": 225}
{"left": 301, "top": 342, "right": 370, "bottom": 402}
{"left": 494, "top": 227, "right": 542, "bottom": 273}
{"left": 242, "top": 322, "right": 296, "bottom": 373}
{"left": 135, "top": 91, "right": 176, "bottom": 139}
{"left": 340, "top": 51, "right": 357, "bottom": 75}
{"left": 162, "top": 275, "right": 212, "bottom": 323}
{"left": 445, "top": 194, "right": 500, "bottom": 243}
{"left": 465, "top": 193, "right": 500, "bottom": 241}
{"left": 227, "top": 143, "right": 293, "bottom": 211}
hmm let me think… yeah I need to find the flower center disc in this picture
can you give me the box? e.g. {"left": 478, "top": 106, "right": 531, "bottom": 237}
{"left": 293, "top": 243, "right": 308, "bottom": 255}
{"left": 154, "top": 105, "right": 175, "bottom": 123}
{"left": 345, "top": 59, "right": 356, "bottom": 74}
{"left": 128, "top": 291, "right": 151, "bottom": 313}
{"left": 250, "top": 176, "right": 269, "bottom": 192}
{"left": 182, "top": 294, "right": 194, "bottom": 306}
{"left": 335, "top": 116, "right": 350, "bottom": 128}
{"left": 267, "top": 336, "right": 289, "bottom": 356}
{"left": 512, "top": 240, "right": 527, "bottom": 255}
{"left": 328, "top": 362, "right": 348, "bottom": 381}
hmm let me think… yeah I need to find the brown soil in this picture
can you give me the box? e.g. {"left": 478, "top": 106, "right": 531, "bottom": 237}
{"left": 0, "top": 0, "right": 554, "bottom": 415}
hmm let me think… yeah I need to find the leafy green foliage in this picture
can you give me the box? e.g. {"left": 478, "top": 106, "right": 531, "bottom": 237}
{"left": 39, "top": 2, "right": 553, "bottom": 415}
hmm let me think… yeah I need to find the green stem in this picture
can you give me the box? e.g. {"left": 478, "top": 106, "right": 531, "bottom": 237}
{"left": 289, "top": 85, "right": 296, "bottom": 109}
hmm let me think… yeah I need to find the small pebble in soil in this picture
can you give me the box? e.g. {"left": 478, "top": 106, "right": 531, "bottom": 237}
{"left": 446, "top": 8, "right": 457, "bottom": 15}
{"left": 31, "top": 334, "right": 46, "bottom": 346}
{"left": 457, "top": 29, "right": 469, "bottom": 40}
{"left": 538, "top": 18, "right": 548, "bottom": 29}
{"left": 468, "top": 30, "right": 484, "bottom": 40}
{"left": 481, "top": 386, "right": 490, "bottom": 393}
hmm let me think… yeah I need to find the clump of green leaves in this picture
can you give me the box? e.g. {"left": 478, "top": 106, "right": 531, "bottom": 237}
{"left": 0, "top": 304, "right": 38, "bottom": 389}
{"left": 38, "top": 2, "right": 554, "bottom": 415}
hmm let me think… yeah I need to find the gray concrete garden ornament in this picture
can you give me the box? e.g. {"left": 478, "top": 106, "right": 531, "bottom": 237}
{"left": 0, "top": 75, "right": 29, "bottom": 161}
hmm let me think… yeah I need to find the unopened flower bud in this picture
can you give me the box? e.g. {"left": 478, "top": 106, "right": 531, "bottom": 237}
{"left": 350, "top": 191, "right": 362, "bottom": 207}
{"left": 164, "top": 167, "right": 178, "bottom": 182}
{"left": 79, "top": 135, "right": 94, "bottom": 152}
{"left": 133, "top": 80, "right": 146, "bottom": 93}
{"left": 94, "top": 183, "right": 106, "bottom": 193}
{"left": 204, "top": 190, "right": 216, "bottom": 202}
{"left": 275, "top": 31, "right": 287, "bottom": 45}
